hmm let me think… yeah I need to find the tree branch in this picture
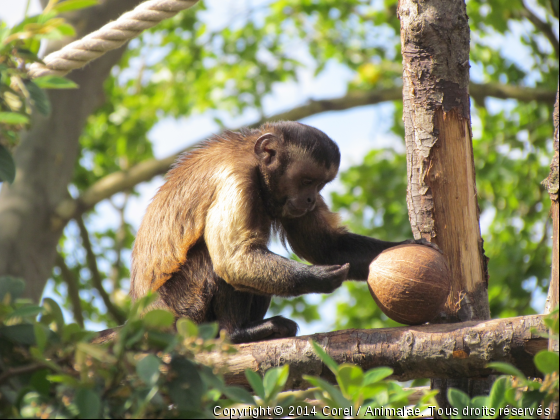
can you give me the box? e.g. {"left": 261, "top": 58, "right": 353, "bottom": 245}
{"left": 55, "top": 253, "right": 84, "bottom": 328}
{"left": 76, "top": 215, "right": 126, "bottom": 325}
{"left": 521, "top": 0, "right": 559, "bottom": 57}
{"left": 0, "top": 363, "right": 50, "bottom": 386}
{"left": 196, "top": 315, "right": 546, "bottom": 390}
{"left": 51, "top": 83, "right": 556, "bottom": 228}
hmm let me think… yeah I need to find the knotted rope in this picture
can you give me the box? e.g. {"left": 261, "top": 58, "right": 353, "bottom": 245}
{"left": 28, "top": 0, "right": 200, "bottom": 78}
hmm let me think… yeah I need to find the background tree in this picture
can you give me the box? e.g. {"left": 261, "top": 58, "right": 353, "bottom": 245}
{"left": 0, "top": 0, "right": 557, "bottom": 335}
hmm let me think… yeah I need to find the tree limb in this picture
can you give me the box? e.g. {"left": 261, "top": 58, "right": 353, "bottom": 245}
{"left": 76, "top": 215, "right": 126, "bottom": 325}
{"left": 55, "top": 253, "right": 85, "bottom": 328}
{"left": 520, "top": 0, "right": 559, "bottom": 57}
{"left": 51, "top": 83, "right": 556, "bottom": 227}
{"left": 196, "top": 315, "right": 546, "bottom": 390}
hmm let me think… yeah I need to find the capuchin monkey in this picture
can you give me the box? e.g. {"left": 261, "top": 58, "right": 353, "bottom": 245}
{"left": 99, "top": 121, "right": 434, "bottom": 344}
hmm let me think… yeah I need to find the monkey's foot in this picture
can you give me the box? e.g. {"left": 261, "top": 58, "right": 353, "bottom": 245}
{"left": 228, "top": 316, "right": 298, "bottom": 344}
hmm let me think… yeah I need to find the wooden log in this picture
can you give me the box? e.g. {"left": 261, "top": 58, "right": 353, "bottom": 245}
{"left": 196, "top": 315, "right": 547, "bottom": 390}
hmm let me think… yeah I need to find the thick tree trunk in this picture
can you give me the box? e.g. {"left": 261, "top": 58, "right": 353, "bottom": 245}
{"left": 196, "top": 315, "right": 546, "bottom": 390}
{"left": 543, "top": 85, "right": 559, "bottom": 420}
{"left": 0, "top": 0, "right": 143, "bottom": 302}
{"left": 544, "top": 86, "right": 559, "bottom": 322}
{"left": 397, "top": 0, "right": 490, "bottom": 411}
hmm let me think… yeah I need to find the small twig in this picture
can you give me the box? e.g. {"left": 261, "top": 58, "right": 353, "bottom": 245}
{"left": 0, "top": 363, "right": 49, "bottom": 385}
{"left": 76, "top": 215, "right": 126, "bottom": 325}
{"left": 521, "top": 0, "right": 559, "bottom": 57}
{"left": 55, "top": 253, "right": 85, "bottom": 328}
{"left": 110, "top": 193, "right": 130, "bottom": 289}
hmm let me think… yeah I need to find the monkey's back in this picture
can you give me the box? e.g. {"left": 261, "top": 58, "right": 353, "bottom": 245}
{"left": 130, "top": 132, "right": 258, "bottom": 299}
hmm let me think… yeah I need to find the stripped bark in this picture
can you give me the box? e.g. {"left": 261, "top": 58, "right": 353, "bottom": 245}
{"left": 543, "top": 86, "right": 559, "bottom": 420}
{"left": 397, "top": 0, "right": 490, "bottom": 411}
{"left": 398, "top": 0, "right": 488, "bottom": 323}
{"left": 195, "top": 315, "right": 546, "bottom": 390}
{"left": 543, "top": 86, "right": 559, "bottom": 321}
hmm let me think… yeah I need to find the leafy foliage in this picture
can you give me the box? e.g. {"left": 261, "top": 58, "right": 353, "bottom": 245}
{"left": 446, "top": 308, "right": 559, "bottom": 419}
{"left": 0, "top": 0, "right": 86, "bottom": 183}
{"left": 0, "top": 277, "right": 249, "bottom": 418}
{"left": 0, "top": 277, "right": 435, "bottom": 418}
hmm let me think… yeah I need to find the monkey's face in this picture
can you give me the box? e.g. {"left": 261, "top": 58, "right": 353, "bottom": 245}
{"left": 276, "top": 158, "right": 337, "bottom": 218}
{"left": 254, "top": 132, "right": 338, "bottom": 218}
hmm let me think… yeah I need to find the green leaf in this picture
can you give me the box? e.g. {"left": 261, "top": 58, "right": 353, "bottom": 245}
{"left": 33, "top": 75, "right": 78, "bottom": 89}
{"left": 146, "top": 331, "right": 176, "bottom": 350}
{"left": 177, "top": 317, "right": 199, "bottom": 338}
{"left": 55, "top": 24, "right": 76, "bottom": 37}
{"left": 488, "top": 376, "right": 509, "bottom": 410}
{"left": 0, "top": 112, "right": 29, "bottom": 125}
{"left": 75, "top": 388, "right": 100, "bottom": 419}
{"left": 198, "top": 322, "right": 218, "bottom": 339}
{"left": 223, "top": 386, "right": 256, "bottom": 405}
{"left": 364, "top": 366, "right": 393, "bottom": 385}
{"left": 30, "top": 370, "right": 51, "bottom": 395}
{"left": 8, "top": 305, "right": 43, "bottom": 320}
{"left": 46, "top": 374, "right": 79, "bottom": 386}
{"left": 34, "top": 324, "right": 49, "bottom": 352}
{"left": 0, "top": 276, "right": 25, "bottom": 301}
{"left": 137, "top": 354, "right": 161, "bottom": 386}
{"left": 487, "top": 362, "right": 527, "bottom": 382}
{"left": 304, "top": 375, "right": 350, "bottom": 408}
{"left": 447, "top": 387, "right": 470, "bottom": 413}
{"left": 263, "top": 365, "right": 289, "bottom": 400}
{"left": 143, "top": 309, "right": 174, "bottom": 329}
{"left": 24, "top": 80, "right": 51, "bottom": 116}
{"left": 168, "top": 357, "right": 205, "bottom": 411}
{"left": 77, "top": 342, "right": 117, "bottom": 363}
{"left": 15, "top": 48, "right": 42, "bottom": 63}
{"left": 52, "top": 0, "right": 98, "bottom": 13}
{"left": 0, "top": 144, "right": 16, "bottom": 184}
{"left": 42, "top": 298, "right": 65, "bottom": 332}
{"left": 336, "top": 364, "right": 364, "bottom": 398}
{"left": 311, "top": 340, "right": 339, "bottom": 374}
{"left": 245, "top": 369, "right": 266, "bottom": 400}
{"left": 0, "top": 324, "right": 36, "bottom": 345}
{"left": 534, "top": 350, "right": 559, "bottom": 375}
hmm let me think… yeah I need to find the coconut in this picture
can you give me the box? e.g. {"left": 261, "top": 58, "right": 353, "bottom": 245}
{"left": 367, "top": 244, "right": 451, "bottom": 325}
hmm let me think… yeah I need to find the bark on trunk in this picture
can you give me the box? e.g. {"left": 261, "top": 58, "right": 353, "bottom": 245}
{"left": 196, "top": 315, "right": 546, "bottom": 390}
{"left": 0, "top": 0, "right": 143, "bottom": 302}
{"left": 543, "top": 85, "right": 559, "bottom": 420}
{"left": 397, "top": 0, "right": 491, "bottom": 411}
{"left": 398, "top": 0, "right": 488, "bottom": 321}
{"left": 544, "top": 86, "right": 559, "bottom": 322}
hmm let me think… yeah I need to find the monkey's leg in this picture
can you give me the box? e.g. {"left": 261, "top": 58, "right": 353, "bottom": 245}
{"left": 156, "top": 240, "right": 217, "bottom": 322}
{"left": 212, "top": 281, "right": 298, "bottom": 344}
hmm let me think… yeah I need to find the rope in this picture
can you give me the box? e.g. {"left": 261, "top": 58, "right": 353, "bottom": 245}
{"left": 28, "top": 0, "right": 200, "bottom": 78}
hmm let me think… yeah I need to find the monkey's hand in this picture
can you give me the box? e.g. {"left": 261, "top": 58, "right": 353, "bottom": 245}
{"left": 403, "top": 238, "right": 443, "bottom": 254}
{"left": 306, "top": 263, "right": 350, "bottom": 294}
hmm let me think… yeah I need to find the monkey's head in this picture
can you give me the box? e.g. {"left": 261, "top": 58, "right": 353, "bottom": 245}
{"left": 254, "top": 121, "right": 340, "bottom": 219}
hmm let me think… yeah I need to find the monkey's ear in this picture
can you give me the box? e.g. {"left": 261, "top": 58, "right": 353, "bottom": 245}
{"left": 254, "top": 133, "right": 279, "bottom": 165}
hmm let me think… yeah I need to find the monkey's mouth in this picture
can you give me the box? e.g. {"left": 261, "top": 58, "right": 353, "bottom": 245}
{"left": 284, "top": 202, "right": 308, "bottom": 218}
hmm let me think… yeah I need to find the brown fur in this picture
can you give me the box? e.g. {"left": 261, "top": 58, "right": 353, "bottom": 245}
{"left": 125, "top": 121, "right": 414, "bottom": 344}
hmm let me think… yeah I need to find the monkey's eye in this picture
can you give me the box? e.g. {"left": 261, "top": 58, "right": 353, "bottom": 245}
{"left": 301, "top": 178, "right": 314, "bottom": 186}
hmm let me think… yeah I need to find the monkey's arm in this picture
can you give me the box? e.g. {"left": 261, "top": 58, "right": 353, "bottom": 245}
{"left": 204, "top": 198, "right": 348, "bottom": 297}
{"left": 280, "top": 197, "right": 408, "bottom": 281}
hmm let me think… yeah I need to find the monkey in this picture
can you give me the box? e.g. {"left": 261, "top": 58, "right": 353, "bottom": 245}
{"left": 124, "top": 121, "right": 433, "bottom": 344}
